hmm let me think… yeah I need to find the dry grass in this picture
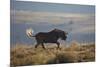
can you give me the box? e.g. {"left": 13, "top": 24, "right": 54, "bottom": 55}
{"left": 10, "top": 42, "right": 95, "bottom": 66}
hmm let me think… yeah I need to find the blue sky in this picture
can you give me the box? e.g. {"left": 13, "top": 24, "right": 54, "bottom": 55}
{"left": 11, "top": 0, "right": 95, "bottom": 14}
{"left": 10, "top": 0, "right": 95, "bottom": 44}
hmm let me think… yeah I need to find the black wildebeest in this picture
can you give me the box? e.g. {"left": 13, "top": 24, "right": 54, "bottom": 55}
{"left": 26, "top": 29, "right": 68, "bottom": 49}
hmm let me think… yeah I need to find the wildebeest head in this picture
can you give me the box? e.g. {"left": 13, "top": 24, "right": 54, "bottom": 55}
{"left": 50, "top": 29, "right": 68, "bottom": 40}
{"left": 60, "top": 31, "right": 68, "bottom": 40}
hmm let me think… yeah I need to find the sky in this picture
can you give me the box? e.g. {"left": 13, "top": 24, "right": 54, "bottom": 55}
{"left": 11, "top": 0, "right": 95, "bottom": 14}
{"left": 10, "top": 0, "right": 95, "bottom": 44}
{"left": 11, "top": 0, "right": 95, "bottom": 25}
{"left": 11, "top": 1, "right": 95, "bottom": 33}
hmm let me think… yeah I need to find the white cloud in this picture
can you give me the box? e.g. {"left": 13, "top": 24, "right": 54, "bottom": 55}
{"left": 11, "top": 10, "right": 95, "bottom": 25}
{"left": 11, "top": 10, "right": 95, "bottom": 34}
{"left": 71, "top": 25, "right": 95, "bottom": 34}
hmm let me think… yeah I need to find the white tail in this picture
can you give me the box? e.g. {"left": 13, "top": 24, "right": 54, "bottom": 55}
{"left": 26, "top": 28, "right": 34, "bottom": 37}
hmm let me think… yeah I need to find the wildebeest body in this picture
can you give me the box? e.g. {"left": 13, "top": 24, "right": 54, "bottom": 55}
{"left": 27, "top": 29, "right": 68, "bottom": 49}
{"left": 35, "top": 32, "right": 60, "bottom": 43}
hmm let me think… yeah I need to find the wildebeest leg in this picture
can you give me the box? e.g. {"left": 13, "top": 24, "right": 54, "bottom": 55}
{"left": 35, "top": 43, "right": 40, "bottom": 48}
{"left": 41, "top": 43, "right": 46, "bottom": 49}
{"left": 56, "top": 42, "right": 60, "bottom": 49}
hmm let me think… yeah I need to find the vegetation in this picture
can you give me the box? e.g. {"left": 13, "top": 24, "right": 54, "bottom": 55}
{"left": 10, "top": 42, "right": 95, "bottom": 66}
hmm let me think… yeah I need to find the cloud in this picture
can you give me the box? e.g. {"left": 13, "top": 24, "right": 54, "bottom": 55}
{"left": 11, "top": 10, "right": 95, "bottom": 25}
{"left": 11, "top": 10, "right": 95, "bottom": 34}
{"left": 72, "top": 26, "right": 95, "bottom": 34}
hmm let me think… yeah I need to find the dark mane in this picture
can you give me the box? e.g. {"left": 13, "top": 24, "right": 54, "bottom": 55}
{"left": 49, "top": 29, "right": 64, "bottom": 33}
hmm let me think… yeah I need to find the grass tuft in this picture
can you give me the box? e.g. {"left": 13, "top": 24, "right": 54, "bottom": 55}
{"left": 10, "top": 42, "right": 95, "bottom": 66}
